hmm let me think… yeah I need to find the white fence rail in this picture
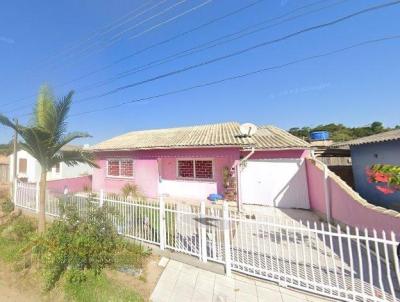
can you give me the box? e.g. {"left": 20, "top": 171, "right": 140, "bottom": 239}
{"left": 14, "top": 181, "right": 400, "bottom": 302}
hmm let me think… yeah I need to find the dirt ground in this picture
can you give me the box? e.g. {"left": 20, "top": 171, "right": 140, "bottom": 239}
{"left": 0, "top": 254, "right": 164, "bottom": 302}
{"left": 106, "top": 254, "right": 163, "bottom": 301}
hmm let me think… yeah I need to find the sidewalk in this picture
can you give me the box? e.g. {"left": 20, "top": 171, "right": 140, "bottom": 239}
{"left": 151, "top": 259, "right": 333, "bottom": 302}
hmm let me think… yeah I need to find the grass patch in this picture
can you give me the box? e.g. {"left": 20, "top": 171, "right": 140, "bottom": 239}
{"left": 64, "top": 271, "right": 143, "bottom": 302}
{"left": 0, "top": 216, "right": 35, "bottom": 263}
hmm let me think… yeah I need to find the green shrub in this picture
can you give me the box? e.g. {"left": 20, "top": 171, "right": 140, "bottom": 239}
{"left": 121, "top": 183, "right": 142, "bottom": 199}
{"left": 0, "top": 198, "right": 14, "bottom": 214}
{"left": 33, "top": 203, "right": 121, "bottom": 290}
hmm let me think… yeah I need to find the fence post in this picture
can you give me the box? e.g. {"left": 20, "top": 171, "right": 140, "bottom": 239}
{"left": 323, "top": 164, "right": 331, "bottom": 223}
{"left": 99, "top": 189, "right": 104, "bottom": 207}
{"left": 13, "top": 178, "right": 18, "bottom": 205}
{"left": 159, "top": 195, "right": 166, "bottom": 250}
{"left": 223, "top": 201, "right": 232, "bottom": 277}
{"left": 200, "top": 200, "right": 207, "bottom": 262}
{"left": 35, "top": 181, "right": 40, "bottom": 213}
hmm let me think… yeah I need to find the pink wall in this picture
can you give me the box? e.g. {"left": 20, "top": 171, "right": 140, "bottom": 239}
{"left": 47, "top": 175, "right": 92, "bottom": 194}
{"left": 92, "top": 148, "right": 308, "bottom": 199}
{"left": 92, "top": 148, "right": 241, "bottom": 198}
{"left": 306, "top": 159, "right": 400, "bottom": 239}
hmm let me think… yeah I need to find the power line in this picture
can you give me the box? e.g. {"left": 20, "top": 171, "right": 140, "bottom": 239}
{"left": 69, "top": 0, "right": 400, "bottom": 104}
{"left": 2, "top": 0, "right": 265, "bottom": 108}
{"left": 127, "top": 0, "right": 213, "bottom": 40}
{"left": 70, "top": 0, "right": 346, "bottom": 96}
{"left": 42, "top": 0, "right": 187, "bottom": 70}
{"left": 72, "top": 0, "right": 214, "bottom": 66}
{"left": 67, "top": 35, "right": 400, "bottom": 118}
{"left": 36, "top": 0, "right": 156, "bottom": 68}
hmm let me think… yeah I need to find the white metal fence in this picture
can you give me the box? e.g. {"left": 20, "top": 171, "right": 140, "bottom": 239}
{"left": 14, "top": 181, "right": 400, "bottom": 302}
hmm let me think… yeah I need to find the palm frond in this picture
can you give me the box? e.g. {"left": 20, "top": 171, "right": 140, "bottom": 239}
{"left": 34, "top": 85, "right": 56, "bottom": 130}
{"left": 50, "top": 150, "right": 99, "bottom": 168}
{"left": 53, "top": 91, "right": 74, "bottom": 141}
{"left": 51, "top": 131, "right": 91, "bottom": 155}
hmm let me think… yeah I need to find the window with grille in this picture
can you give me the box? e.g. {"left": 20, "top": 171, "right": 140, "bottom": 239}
{"left": 177, "top": 159, "right": 213, "bottom": 180}
{"left": 107, "top": 159, "right": 133, "bottom": 177}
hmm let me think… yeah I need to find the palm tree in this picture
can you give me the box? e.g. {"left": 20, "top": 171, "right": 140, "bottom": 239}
{"left": 0, "top": 85, "right": 97, "bottom": 232}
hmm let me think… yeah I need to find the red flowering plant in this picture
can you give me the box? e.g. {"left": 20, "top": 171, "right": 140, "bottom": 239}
{"left": 365, "top": 164, "right": 400, "bottom": 195}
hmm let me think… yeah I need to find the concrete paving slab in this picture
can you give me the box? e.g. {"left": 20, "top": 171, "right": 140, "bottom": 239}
{"left": 150, "top": 259, "right": 334, "bottom": 302}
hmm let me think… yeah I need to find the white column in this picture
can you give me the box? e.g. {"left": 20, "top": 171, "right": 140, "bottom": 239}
{"left": 223, "top": 201, "right": 232, "bottom": 276}
{"left": 200, "top": 200, "right": 207, "bottom": 262}
{"left": 159, "top": 195, "right": 166, "bottom": 250}
{"left": 323, "top": 164, "right": 331, "bottom": 223}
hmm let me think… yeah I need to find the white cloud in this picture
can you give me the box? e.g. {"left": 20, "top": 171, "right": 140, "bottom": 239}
{"left": 0, "top": 36, "right": 15, "bottom": 44}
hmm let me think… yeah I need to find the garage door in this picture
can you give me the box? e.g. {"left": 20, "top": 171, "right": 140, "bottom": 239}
{"left": 240, "top": 158, "right": 310, "bottom": 209}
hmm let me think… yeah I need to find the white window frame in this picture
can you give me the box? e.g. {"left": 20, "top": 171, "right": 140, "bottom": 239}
{"left": 106, "top": 158, "right": 134, "bottom": 179}
{"left": 176, "top": 158, "right": 215, "bottom": 181}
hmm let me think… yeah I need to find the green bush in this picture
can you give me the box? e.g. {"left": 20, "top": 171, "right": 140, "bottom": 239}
{"left": 33, "top": 203, "right": 120, "bottom": 290}
{"left": 0, "top": 198, "right": 14, "bottom": 214}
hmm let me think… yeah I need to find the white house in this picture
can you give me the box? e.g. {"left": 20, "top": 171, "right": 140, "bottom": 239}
{"left": 9, "top": 145, "right": 93, "bottom": 183}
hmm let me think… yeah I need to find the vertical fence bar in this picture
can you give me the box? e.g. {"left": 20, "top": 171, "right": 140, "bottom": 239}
{"left": 13, "top": 179, "right": 17, "bottom": 205}
{"left": 223, "top": 202, "right": 231, "bottom": 277}
{"left": 355, "top": 227, "right": 365, "bottom": 300}
{"left": 200, "top": 201, "right": 207, "bottom": 262}
{"left": 364, "top": 228, "right": 376, "bottom": 301}
{"left": 99, "top": 189, "right": 104, "bottom": 207}
{"left": 382, "top": 231, "right": 395, "bottom": 301}
{"left": 391, "top": 232, "right": 400, "bottom": 290}
{"left": 373, "top": 229, "right": 386, "bottom": 301}
{"left": 159, "top": 196, "right": 166, "bottom": 250}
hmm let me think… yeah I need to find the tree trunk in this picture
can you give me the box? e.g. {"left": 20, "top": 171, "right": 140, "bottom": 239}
{"left": 38, "top": 170, "right": 47, "bottom": 233}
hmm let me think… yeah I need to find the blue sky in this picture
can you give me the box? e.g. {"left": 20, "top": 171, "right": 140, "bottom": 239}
{"left": 1, "top": 0, "right": 399, "bottom": 145}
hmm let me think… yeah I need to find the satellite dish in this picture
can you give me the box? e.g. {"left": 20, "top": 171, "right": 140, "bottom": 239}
{"left": 240, "top": 123, "right": 258, "bottom": 137}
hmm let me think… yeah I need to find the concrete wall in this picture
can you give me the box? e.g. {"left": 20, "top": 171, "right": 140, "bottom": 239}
{"left": 351, "top": 140, "right": 400, "bottom": 211}
{"left": 306, "top": 159, "right": 400, "bottom": 240}
{"left": 47, "top": 175, "right": 92, "bottom": 194}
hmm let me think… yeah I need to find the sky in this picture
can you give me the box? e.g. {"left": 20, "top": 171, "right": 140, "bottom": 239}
{"left": 0, "top": 0, "right": 399, "bottom": 145}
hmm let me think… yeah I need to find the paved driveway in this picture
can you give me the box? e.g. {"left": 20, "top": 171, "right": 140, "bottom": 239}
{"left": 151, "top": 259, "right": 332, "bottom": 302}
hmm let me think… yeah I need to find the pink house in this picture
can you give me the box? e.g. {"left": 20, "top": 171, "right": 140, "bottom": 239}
{"left": 91, "top": 122, "right": 311, "bottom": 207}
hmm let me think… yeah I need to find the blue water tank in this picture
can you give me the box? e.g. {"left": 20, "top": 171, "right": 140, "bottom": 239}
{"left": 310, "top": 131, "right": 330, "bottom": 141}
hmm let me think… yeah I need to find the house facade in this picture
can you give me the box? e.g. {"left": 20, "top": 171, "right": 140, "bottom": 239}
{"left": 335, "top": 130, "right": 400, "bottom": 211}
{"left": 9, "top": 146, "right": 93, "bottom": 183}
{"left": 92, "top": 122, "right": 311, "bottom": 208}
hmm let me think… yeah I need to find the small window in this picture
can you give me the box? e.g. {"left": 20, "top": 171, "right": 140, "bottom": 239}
{"left": 177, "top": 159, "right": 213, "bottom": 180}
{"left": 18, "top": 158, "right": 27, "bottom": 174}
{"left": 107, "top": 159, "right": 133, "bottom": 178}
{"left": 55, "top": 163, "right": 60, "bottom": 173}
{"left": 195, "top": 160, "right": 213, "bottom": 179}
{"left": 178, "top": 160, "right": 194, "bottom": 178}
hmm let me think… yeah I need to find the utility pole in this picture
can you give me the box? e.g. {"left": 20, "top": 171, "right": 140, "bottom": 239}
{"left": 12, "top": 119, "right": 18, "bottom": 203}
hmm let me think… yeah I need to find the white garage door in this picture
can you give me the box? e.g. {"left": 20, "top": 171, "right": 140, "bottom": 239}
{"left": 240, "top": 158, "right": 310, "bottom": 209}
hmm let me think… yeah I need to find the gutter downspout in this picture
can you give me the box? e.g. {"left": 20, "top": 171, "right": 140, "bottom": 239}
{"left": 235, "top": 147, "right": 255, "bottom": 211}
{"left": 311, "top": 150, "right": 331, "bottom": 223}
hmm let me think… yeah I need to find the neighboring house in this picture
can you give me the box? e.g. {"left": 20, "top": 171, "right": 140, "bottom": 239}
{"left": 334, "top": 129, "right": 400, "bottom": 211}
{"left": 9, "top": 145, "right": 93, "bottom": 183}
{"left": 91, "top": 122, "right": 311, "bottom": 209}
{"left": 0, "top": 155, "right": 9, "bottom": 183}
